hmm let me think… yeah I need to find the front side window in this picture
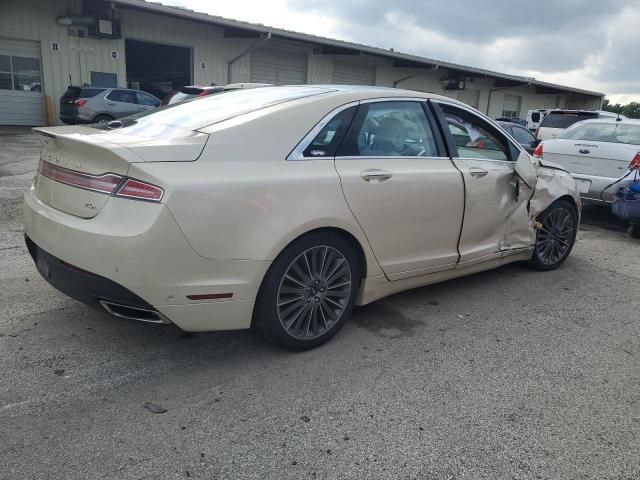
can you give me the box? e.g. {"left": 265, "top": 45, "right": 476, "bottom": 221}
{"left": 439, "top": 104, "right": 512, "bottom": 161}
{"left": 337, "top": 101, "right": 438, "bottom": 157}
{"left": 107, "top": 89, "right": 137, "bottom": 104}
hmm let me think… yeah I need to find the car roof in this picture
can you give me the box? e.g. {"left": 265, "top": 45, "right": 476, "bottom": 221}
{"left": 497, "top": 121, "right": 527, "bottom": 127}
{"left": 243, "top": 84, "right": 476, "bottom": 108}
{"left": 573, "top": 118, "right": 640, "bottom": 125}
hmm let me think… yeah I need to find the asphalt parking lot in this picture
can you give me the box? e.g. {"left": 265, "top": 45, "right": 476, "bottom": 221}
{"left": 1, "top": 127, "right": 639, "bottom": 480}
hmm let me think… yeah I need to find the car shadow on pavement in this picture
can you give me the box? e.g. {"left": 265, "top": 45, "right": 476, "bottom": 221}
{"left": 580, "top": 204, "right": 628, "bottom": 232}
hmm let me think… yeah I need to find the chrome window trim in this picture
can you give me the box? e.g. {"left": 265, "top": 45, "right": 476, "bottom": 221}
{"left": 334, "top": 155, "right": 452, "bottom": 161}
{"left": 287, "top": 97, "right": 430, "bottom": 161}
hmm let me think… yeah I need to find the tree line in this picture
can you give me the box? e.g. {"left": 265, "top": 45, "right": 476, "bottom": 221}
{"left": 602, "top": 99, "right": 640, "bottom": 119}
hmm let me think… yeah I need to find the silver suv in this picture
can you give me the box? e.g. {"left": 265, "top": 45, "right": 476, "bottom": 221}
{"left": 60, "top": 86, "right": 161, "bottom": 124}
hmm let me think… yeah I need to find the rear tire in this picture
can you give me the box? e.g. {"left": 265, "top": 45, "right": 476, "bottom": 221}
{"left": 93, "top": 114, "right": 113, "bottom": 124}
{"left": 254, "top": 232, "right": 360, "bottom": 350}
{"left": 629, "top": 224, "right": 640, "bottom": 239}
{"left": 528, "top": 199, "right": 578, "bottom": 271}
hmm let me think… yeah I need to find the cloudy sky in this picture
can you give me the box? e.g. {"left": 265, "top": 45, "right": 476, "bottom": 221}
{"left": 171, "top": 0, "right": 639, "bottom": 104}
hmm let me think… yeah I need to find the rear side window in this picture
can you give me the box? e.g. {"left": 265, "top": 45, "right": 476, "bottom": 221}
{"left": 540, "top": 112, "right": 597, "bottom": 129}
{"left": 337, "top": 101, "right": 438, "bottom": 157}
{"left": 136, "top": 91, "right": 160, "bottom": 106}
{"left": 303, "top": 106, "right": 357, "bottom": 157}
{"left": 107, "top": 89, "right": 137, "bottom": 104}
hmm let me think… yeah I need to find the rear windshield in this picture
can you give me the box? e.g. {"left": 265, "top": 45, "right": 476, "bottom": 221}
{"left": 559, "top": 122, "right": 640, "bottom": 145}
{"left": 112, "top": 86, "right": 333, "bottom": 131}
{"left": 62, "top": 87, "right": 106, "bottom": 99}
{"left": 540, "top": 112, "right": 598, "bottom": 129}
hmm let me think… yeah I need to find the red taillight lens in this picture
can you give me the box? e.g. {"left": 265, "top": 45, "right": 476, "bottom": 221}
{"left": 73, "top": 99, "right": 87, "bottom": 106}
{"left": 39, "top": 161, "right": 123, "bottom": 194}
{"left": 197, "top": 90, "right": 208, "bottom": 97}
{"left": 532, "top": 141, "right": 543, "bottom": 158}
{"left": 114, "top": 178, "right": 164, "bottom": 201}
{"left": 630, "top": 152, "right": 640, "bottom": 170}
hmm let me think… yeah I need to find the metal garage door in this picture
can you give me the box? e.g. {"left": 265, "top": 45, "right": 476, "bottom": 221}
{"left": 332, "top": 61, "right": 375, "bottom": 85}
{"left": 0, "top": 38, "right": 45, "bottom": 126}
{"left": 250, "top": 48, "right": 307, "bottom": 85}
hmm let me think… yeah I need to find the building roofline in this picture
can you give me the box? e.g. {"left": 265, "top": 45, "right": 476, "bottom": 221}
{"left": 111, "top": 0, "right": 605, "bottom": 98}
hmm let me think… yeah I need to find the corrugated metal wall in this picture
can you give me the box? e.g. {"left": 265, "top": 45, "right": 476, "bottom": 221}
{"left": 0, "top": 0, "right": 602, "bottom": 125}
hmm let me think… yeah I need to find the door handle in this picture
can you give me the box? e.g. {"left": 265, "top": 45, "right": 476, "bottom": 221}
{"left": 469, "top": 167, "right": 488, "bottom": 178}
{"left": 579, "top": 149, "right": 590, "bottom": 154}
{"left": 360, "top": 169, "right": 393, "bottom": 182}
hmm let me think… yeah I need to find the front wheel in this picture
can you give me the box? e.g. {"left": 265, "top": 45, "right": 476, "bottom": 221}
{"left": 528, "top": 199, "right": 578, "bottom": 271}
{"left": 254, "top": 232, "right": 360, "bottom": 350}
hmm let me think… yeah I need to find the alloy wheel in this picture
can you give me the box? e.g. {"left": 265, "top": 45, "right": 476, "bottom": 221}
{"left": 536, "top": 207, "right": 575, "bottom": 266}
{"left": 276, "top": 245, "right": 352, "bottom": 340}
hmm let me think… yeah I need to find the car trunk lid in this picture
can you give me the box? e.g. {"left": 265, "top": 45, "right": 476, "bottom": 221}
{"left": 32, "top": 125, "right": 207, "bottom": 218}
{"left": 542, "top": 139, "right": 636, "bottom": 178}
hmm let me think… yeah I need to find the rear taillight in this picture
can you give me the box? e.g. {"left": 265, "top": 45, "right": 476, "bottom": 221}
{"left": 73, "top": 99, "right": 87, "bottom": 106}
{"left": 197, "top": 90, "right": 208, "bottom": 97}
{"left": 630, "top": 152, "right": 640, "bottom": 170}
{"left": 39, "top": 160, "right": 122, "bottom": 194}
{"left": 38, "top": 161, "right": 164, "bottom": 202}
{"left": 532, "top": 142, "right": 543, "bottom": 158}
{"left": 114, "top": 179, "right": 164, "bottom": 201}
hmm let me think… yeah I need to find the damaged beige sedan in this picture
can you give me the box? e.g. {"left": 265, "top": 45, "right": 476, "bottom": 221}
{"left": 24, "top": 86, "right": 580, "bottom": 349}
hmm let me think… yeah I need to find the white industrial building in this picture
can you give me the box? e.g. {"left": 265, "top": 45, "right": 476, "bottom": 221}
{"left": 1, "top": 0, "right": 605, "bottom": 126}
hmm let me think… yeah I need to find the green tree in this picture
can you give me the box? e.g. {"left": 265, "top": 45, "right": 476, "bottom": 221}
{"left": 602, "top": 98, "right": 640, "bottom": 118}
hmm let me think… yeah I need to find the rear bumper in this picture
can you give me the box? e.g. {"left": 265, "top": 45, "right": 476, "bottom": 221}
{"left": 25, "top": 235, "right": 170, "bottom": 323}
{"left": 572, "top": 172, "right": 634, "bottom": 204}
{"left": 23, "top": 186, "right": 269, "bottom": 331}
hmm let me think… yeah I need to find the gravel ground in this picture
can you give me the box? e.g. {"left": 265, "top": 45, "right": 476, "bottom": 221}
{"left": 1, "top": 128, "right": 639, "bottom": 480}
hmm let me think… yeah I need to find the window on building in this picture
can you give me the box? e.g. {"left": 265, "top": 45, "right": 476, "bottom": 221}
{"left": 501, "top": 95, "right": 522, "bottom": 118}
{"left": 0, "top": 54, "right": 42, "bottom": 91}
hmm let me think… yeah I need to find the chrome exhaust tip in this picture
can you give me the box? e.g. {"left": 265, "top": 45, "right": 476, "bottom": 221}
{"left": 99, "top": 300, "right": 171, "bottom": 324}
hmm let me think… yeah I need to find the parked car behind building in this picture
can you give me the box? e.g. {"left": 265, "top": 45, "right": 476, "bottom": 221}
{"left": 535, "top": 118, "right": 640, "bottom": 203}
{"left": 60, "top": 86, "right": 161, "bottom": 125}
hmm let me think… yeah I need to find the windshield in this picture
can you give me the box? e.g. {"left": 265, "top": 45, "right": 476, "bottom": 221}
{"left": 559, "top": 122, "right": 640, "bottom": 145}
{"left": 112, "top": 86, "right": 333, "bottom": 133}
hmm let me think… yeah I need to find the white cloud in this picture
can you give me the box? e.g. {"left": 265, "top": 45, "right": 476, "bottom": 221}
{"left": 164, "top": 0, "right": 640, "bottom": 103}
